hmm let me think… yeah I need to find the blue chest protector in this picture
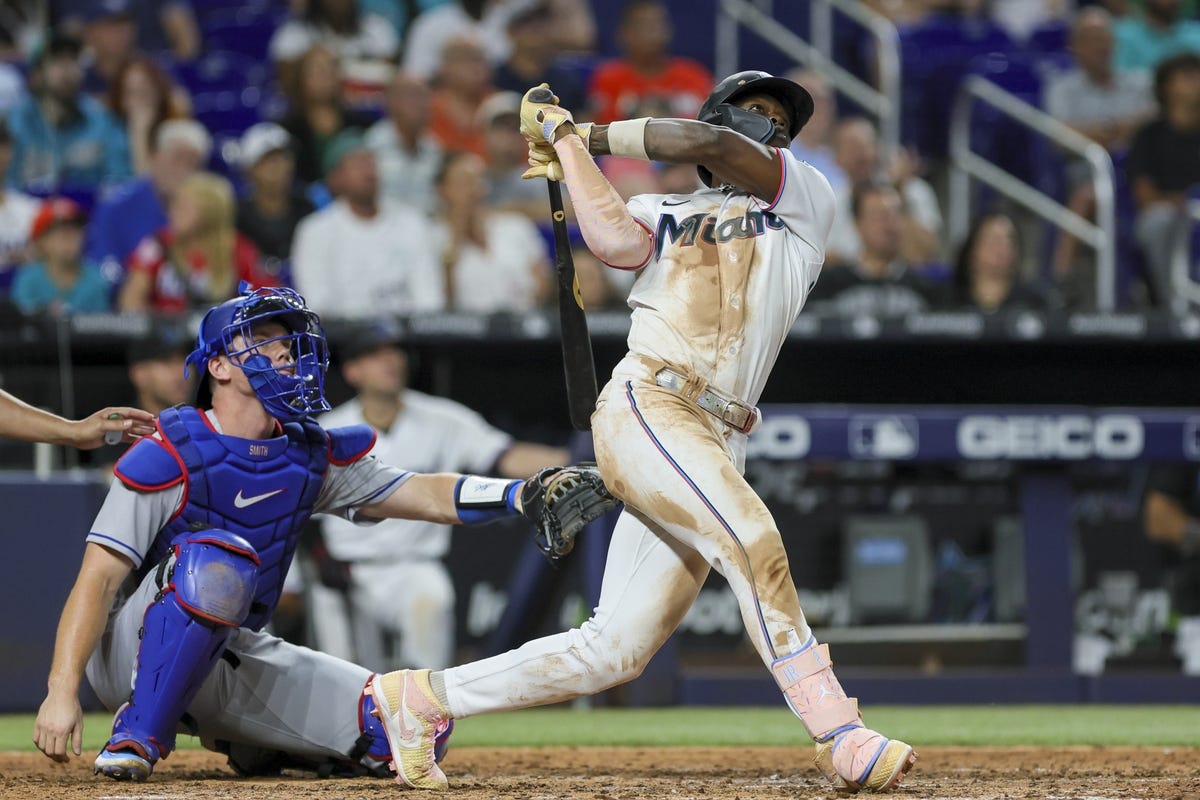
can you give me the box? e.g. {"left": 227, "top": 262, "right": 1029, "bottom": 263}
{"left": 116, "top": 406, "right": 376, "bottom": 630}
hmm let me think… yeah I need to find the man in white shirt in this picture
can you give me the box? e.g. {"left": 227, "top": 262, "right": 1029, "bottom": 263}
{"left": 365, "top": 70, "right": 443, "bottom": 213}
{"left": 291, "top": 130, "right": 444, "bottom": 319}
{"left": 309, "top": 322, "right": 569, "bottom": 670}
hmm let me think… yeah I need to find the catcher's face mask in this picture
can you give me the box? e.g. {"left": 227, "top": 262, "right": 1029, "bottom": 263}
{"left": 187, "top": 283, "right": 331, "bottom": 421}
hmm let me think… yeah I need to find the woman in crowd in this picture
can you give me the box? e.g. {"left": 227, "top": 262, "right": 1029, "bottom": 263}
{"left": 280, "top": 44, "right": 377, "bottom": 185}
{"left": 118, "top": 172, "right": 280, "bottom": 313}
{"left": 432, "top": 150, "right": 550, "bottom": 312}
{"left": 105, "top": 56, "right": 190, "bottom": 176}
{"left": 952, "top": 211, "right": 1051, "bottom": 313}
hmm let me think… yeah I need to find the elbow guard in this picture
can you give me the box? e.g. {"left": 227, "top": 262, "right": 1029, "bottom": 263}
{"left": 552, "top": 135, "right": 652, "bottom": 269}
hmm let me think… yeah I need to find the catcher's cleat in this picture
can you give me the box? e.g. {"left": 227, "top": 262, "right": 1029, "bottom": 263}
{"left": 813, "top": 728, "right": 917, "bottom": 793}
{"left": 94, "top": 747, "right": 154, "bottom": 782}
{"left": 368, "top": 669, "right": 452, "bottom": 790}
{"left": 433, "top": 719, "right": 454, "bottom": 763}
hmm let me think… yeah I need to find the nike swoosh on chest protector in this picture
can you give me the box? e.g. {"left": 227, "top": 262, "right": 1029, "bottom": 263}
{"left": 233, "top": 488, "right": 286, "bottom": 508}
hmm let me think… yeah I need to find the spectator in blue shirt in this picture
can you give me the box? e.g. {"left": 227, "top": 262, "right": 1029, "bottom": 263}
{"left": 12, "top": 197, "right": 111, "bottom": 316}
{"left": 5, "top": 34, "right": 131, "bottom": 196}
{"left": 1115, "top": 0, "right": 1200, "bottom": 73}
{"left": 85, "top": 118, "right": 210, "bottom": 285}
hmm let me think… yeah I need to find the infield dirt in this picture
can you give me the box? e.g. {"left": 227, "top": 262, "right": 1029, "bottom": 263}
{"left": 2, "top": 746, "right": 1197, "bottom": 799}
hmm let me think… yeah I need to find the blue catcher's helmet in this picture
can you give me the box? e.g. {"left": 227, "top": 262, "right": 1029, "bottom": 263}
{"left": 696, "top": 70, "right": 815, "bottom": 187}
{"left": 186, "top": 283, "right": 331, "bottom": 421}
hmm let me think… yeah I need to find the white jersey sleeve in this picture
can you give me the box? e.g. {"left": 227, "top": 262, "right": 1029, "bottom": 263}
{"left": 315, "top": 455, "right": 413, "bottom": 522}
{"left": 762, "top": 148, "right": 836, "bottom": 260}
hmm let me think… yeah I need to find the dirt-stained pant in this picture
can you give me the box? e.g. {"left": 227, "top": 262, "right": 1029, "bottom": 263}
{"left": 443, "top": 369, "right": 810, "bottom": 718}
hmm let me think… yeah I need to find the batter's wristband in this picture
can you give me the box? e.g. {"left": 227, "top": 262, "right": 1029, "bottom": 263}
{"left": 607, "top": 118, "right": 651, "bottom": 160}
{"left": 454, "top": 476, "right": 522, "bottom": 524}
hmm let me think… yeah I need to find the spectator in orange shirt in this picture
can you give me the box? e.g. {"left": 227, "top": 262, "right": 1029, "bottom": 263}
{"left": 118, "top": 172, "right": 280, "bottom": 314}
{"left": 428, "top": 34, "right": 495, "bottom": 160}
{"left": 586, "top": 0, "right": 713, "bottom": 125}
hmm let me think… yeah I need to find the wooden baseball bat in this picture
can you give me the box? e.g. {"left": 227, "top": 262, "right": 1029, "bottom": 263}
{"left": 547, "top": 178, "right": 598, "bottom": 431}
{"left": 528, "top": 87, "right": 598, "bottom": 431}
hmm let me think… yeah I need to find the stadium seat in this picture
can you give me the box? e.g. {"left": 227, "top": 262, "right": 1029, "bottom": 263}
{"left": 897, "top": 15, "right": 1016, "bottom": 159}
{"left": 192, "top": 89, "right": 263, "bottom": 138}
{"left": 194, "top": 0, "right": 283, "bottom": 26}
{"left": 175, "top": 51, "right": 269, "bottom": 97}
{"left": 1027, "top": 19, "right": 1069, "bottom": 56}
{"left": 963, "top": 51, "right": 1055, "bottom": 188}
{"left": 202, "top": 12, "right": 282, "bottom": 61}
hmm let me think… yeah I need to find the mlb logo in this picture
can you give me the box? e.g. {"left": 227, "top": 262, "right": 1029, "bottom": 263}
{"left": 849, "top": 415, "right": 918, "bottom": 459}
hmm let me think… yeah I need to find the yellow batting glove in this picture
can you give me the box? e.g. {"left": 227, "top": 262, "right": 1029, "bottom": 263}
{"left": 522, "top": 140, "right": 564, "bottom": 181}
{"left": 520, "top": 83, "right": 562, "bottom": 142}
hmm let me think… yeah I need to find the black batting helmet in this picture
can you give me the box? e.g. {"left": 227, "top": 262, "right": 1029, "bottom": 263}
{"left": 696, "top": 70, "right": 814, "bottom": 186}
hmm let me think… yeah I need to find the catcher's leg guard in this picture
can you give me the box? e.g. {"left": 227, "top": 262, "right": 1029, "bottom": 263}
{"left": 771, "top": 635, "right": 917, "bottom": 793}
{"left": 96, "top": 529, "right": 260, "bottom": 781}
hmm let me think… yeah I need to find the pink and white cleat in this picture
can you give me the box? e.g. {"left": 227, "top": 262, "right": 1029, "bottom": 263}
{"left": 367, "top": 669, "right": 453, "bottom": 790}
{"left": 813, "top": 727, "right": 917, "bottom": 793}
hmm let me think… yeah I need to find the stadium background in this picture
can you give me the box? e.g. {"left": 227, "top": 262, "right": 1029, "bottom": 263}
{"left": 0, "top": 0, "right": 1198, "bottom": 795}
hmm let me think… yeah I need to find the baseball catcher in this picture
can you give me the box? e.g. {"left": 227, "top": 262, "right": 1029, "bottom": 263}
{"left": 32, "top": 283, "right": 615, "bottom": 782}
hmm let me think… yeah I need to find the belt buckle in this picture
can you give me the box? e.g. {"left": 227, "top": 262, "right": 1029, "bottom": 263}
{"left": 721, "top": 402, "right": 749, "bottom": 433}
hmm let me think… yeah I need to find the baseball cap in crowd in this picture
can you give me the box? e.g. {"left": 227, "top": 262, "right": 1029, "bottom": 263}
{"left": 321, "top": 128, "right": 369, "bottom": 178}
{"left": 30, "top": 197, "right": 87, "bottom": 240}
{"left": 126, "top": 322, "right": 191, "bottom": 365}
{"left": 154, "top": 119, "right": 213, "bottom": 163}
{"left": 334, "top": 319, "right": 407, "bottom": 363}
{"left": 237, "top": 122, "right": 292, "bottom": 170}
{"left": 477, "top": 91, "right": 522, "bottom": 128}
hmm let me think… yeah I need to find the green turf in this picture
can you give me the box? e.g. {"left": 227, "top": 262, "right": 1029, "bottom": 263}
{"left": 3, "top": 705, "right": 1198, "bottom": 753}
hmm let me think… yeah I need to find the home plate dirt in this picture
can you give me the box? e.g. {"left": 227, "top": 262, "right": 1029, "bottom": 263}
{"left": 2, "top": 746, "right": 1197, "bottom": 800}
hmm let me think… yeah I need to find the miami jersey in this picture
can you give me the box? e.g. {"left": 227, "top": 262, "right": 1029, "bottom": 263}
{"left": 615, "top": 148, "right": 834, "bottom": 406}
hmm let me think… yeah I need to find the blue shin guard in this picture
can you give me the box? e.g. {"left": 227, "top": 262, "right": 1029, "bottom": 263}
{"left": 99, "top": 530, "right": 259, "bottom": 775}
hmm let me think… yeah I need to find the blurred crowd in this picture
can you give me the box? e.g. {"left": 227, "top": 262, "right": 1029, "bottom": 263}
{"left": 0, "top": 0, "right": 1198, "bottom": 322}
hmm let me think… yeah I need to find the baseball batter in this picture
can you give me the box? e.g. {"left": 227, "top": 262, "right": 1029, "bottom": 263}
{"left": 364, "top": 72, "right": 917, "bottom": 794}
{"left": 32, "top": 284, "right": 611, "bottom": 782}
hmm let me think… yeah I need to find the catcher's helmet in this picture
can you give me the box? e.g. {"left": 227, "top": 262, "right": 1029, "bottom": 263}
{"left": 696, "top": 70, "right": 814, "bottom": 186}
{"left": 186, "top": 282, "right": 331, "bottom": 421}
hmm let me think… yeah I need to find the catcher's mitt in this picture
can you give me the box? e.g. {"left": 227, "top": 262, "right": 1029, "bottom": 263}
{"left": 520, "top": 463, "right": 619, "bottom": 561}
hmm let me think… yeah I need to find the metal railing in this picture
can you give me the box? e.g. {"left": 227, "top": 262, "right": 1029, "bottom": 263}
{"left": 948, "top": 76, "right": 1117, "bottom": 311}
{"left": 715, "top": 0, "right": 901, "bottom": 155}
{"left": 1169, "top": 200, "right": 1200, "bottom": 314}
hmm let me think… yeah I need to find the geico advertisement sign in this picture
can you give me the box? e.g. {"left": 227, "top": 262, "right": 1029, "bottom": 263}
{"left": 957, "top": 415, "right": 1143, "bottom": 459}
